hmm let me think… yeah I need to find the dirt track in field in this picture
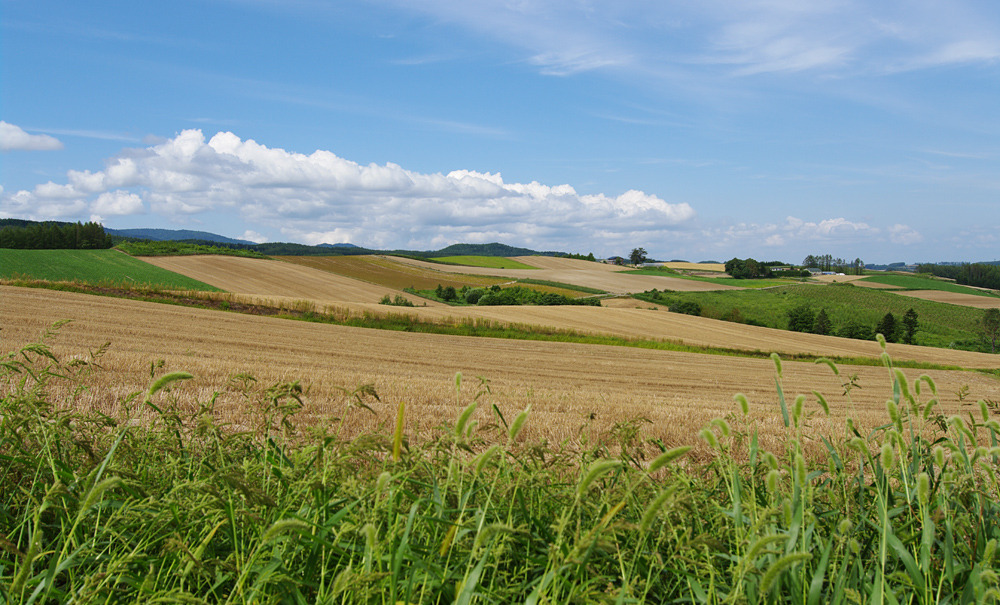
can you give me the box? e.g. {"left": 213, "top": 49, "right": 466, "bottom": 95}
{"left": 5, "top": 286, "right": 998, "bottom": 451}
{"left": 391, "top": 255, "right": 741, "bottom": 293}
{"left": 139, "top": 255, "right": 447, "bottom": 307}
{"left": 894, "top": 290, "right": 1000, "bottom": 309}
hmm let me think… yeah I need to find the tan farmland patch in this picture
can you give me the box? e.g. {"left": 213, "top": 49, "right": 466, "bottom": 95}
{"left": 276, "top": 255, "right": 508, "bottom": 291}
{"left": 390, "top": 255, "right": 740, "bottom": 294}
{"left": 663, "top": 262, "right": 726, "bottom": 273}
{"left": 810, "top": 274, "right": 870, "bottom": 283}
{"left": 138, "top": 255, "right": 446, "bottom": 307}
{"left": 5, "top": 285, "right": 998, "bottom": 452}
{"left": 852, "top": 280, "right": 904, "bottom": 289}
{"left": 894, "top": 290, "right": 1000, "bottom": 309}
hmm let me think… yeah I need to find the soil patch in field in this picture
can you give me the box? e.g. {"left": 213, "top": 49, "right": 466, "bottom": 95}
{"left": 895, "top": 290, "right": 1000, "bottom": 309}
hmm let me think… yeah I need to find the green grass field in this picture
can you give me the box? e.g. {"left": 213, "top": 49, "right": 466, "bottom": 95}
{"left": 637, "top": 283, "right": 988, "bottom": 349}
{"left": 0, "top": 249, "right": 222, "bottom": 291}
{"left": 430, "top": 255, "right": 539, "bottom": 269}
{"left": 861, "top": 273, "right": 1000, "bottom": 297}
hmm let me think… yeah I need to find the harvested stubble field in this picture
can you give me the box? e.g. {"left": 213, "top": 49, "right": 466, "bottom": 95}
{"left": 809, "top": 274, "right": 871, "bottom": 284}
{"left": 275, "top": 254, "right": 510, "bottom": 291}
{"left": 662, "top": 262, "right": 727, "bottom": 272}
{"left": 278, "top": 254, "right": 587, "bottom": 299}
{"left": 138, "top": 254, "right": 447, "bottom": 307}
{"left": 895, "top": 289, "right": 1000, "bottom": 309}
{"left": 391, "top": 255, "right": 740, "bottom": 293}
{"left": 3, "top": 285, "right": 998, "bottom": 457}
{"left": 131, "top": 255, "right": 999, "bottom": 369}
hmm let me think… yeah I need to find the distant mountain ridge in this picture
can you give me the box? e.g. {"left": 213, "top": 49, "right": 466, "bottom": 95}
{"left": 103, "top": 226, "right": 557, "bottom": 257}
{"left": 106, "top": 228, "right": 255, "bottom": 245}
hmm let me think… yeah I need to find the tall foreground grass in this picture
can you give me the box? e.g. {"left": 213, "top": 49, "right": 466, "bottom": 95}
{"left": 2, "top": 329, "right": 1000, "bottom": 603}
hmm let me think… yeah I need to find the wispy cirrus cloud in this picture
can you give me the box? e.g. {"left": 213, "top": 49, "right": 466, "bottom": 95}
{"left": 378, "top": 0, "right": 1000, "bottom": 79}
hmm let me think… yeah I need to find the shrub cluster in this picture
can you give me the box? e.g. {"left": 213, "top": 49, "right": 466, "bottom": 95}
{"left": 421, "top": 284, "right": 602, "bottom": 307}
{"left": 379, "top": 293, "right": 416, "bottom": 307}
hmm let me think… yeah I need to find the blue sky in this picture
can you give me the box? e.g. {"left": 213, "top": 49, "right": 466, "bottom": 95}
{"left": 2, "top": 0, "right": 999, "bottom": 263}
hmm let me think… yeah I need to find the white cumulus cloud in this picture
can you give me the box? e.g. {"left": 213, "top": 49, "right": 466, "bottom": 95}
{"left": 0, "top": 129, "right": 696, "bottom": 251}
{"left": 92, "top": 190, "right": 145, "bottom": 216}
{"left": 0, "top": 121, "right": 64, "bottom": 151}
{"left": 888, "top": 224, "right": 923, "bottom": 245}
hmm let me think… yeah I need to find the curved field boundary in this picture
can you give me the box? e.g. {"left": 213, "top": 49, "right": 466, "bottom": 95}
{"left": 895, "top": 290, "right": 1000, "bottom": 309}
{"left": 4, "top": 285, "right": 997, "bottom": 449}
{"left": 390, "top": 255, "right": 741, "bottom": 294}
{"left": 138, "top": 255, "right": 446, "bottom": 307}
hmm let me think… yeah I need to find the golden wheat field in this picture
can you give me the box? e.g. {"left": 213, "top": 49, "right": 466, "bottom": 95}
{"left": 3, "top": 285, "right": 998, "bottom": 456}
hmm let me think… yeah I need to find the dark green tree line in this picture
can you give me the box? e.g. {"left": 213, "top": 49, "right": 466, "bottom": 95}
{"left": 0, "top": 221, "right": 110, "bottom": 249}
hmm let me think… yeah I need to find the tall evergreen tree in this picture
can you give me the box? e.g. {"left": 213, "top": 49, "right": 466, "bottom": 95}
{"left": 812, "top": 308, "right": 832, "bottom": 335}
{"left": 876, "top": 312, "right": 898, "bottom": 343}
{"left": 902, "top": 308, "right": 919, "bottom": 345}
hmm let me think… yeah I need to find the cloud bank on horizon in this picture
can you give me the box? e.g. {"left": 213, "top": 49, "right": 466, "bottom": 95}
{"left": 1, "top": 127, "right": 926, "bottom": 257}
{"left": 2, "top": 129, "right": 698, "bottom": 250}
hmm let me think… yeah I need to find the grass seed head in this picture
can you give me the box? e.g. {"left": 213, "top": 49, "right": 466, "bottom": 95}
{"left": 770, "top": 353, "right": 783, "bottom": 378}
{"left": 648, "top": 445, "right": 692, "bottom": 474}
{"left": 917, "top": 472, "right": 930, "bottom": 507}
{"left": 880, "top": 442, "right": 896, "bottom": 471}
{"left": 508, "top": 405, "right": 530, "bottom": 443}
{"left": 734, "top": 393, "right": 750, "bottom": 416}
{"left": 578, "top": 459, "right": 621, "bottom": 498}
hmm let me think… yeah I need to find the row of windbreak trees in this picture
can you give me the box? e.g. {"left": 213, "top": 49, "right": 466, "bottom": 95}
{"left": 724, "top": 257, "right": 812, "bottom": 279}
{"left": 802, "top": 255, "right": 866, "bottom": 275}
{"left": 0, "top": 220, "right": 112, "bottom": 250}
{"left": 917, "top": 262, "right": 1000, "bottom": 291}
